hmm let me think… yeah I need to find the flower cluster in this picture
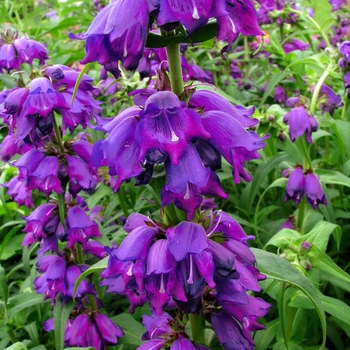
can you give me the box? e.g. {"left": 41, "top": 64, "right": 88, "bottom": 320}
{"left": 69, "top": 0, "right": 264, "bottom": 70}
{"left": 101, "top": 210, "right": 270, "bottom": 348}
{"left": 44, "top": 308, "right": 123, "bottom": 349}
{"left": 0, "top": 65, "right": 101, "bottom": 147}
{"left": 91, "top": 89, "right": 267, "bottom": 220}
{"left": 283, "top": 97, "right": 318, "bottom": 143}
{"left": 0, "top": 30, "right": 48, "bottom": 72}
{"left": 283, "top": 166, "right": 327, "bottom": 210}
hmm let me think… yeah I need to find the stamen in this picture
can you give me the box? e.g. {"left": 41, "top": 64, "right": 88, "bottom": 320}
{"left": 192, "top": 1, "right": 200, "bottom": 19}
{"left": 207, "top": 210, "right": 222, "bottom": 237}
{"left": 159, "top": 274, "right": 166, "bottom": 293}
{"left": 187, "top": 254, "right": 194, "bottom": 284}
{"left": 164, "top": 113, "right": 179, "bottom": 142}
{"left": 183, "top": 184, "right": 191, "bottom": 200}
{"left": 127, "top": 262, "right": 133, "bottom": 276}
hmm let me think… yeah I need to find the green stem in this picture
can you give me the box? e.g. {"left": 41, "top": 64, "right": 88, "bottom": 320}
{"left": 341, "top": 98, "right": 347, "bottom": 120}
{"left": 295, "top": 137, "right": 312, "bottom": 170}
{"left": 7, "top": 326, "right": 17, "bottom": 344}
{"left": 189, "top": 313, "right": 206, "bottom": 345}
{"left": 57, "top": 193, "right": 66, "bottom": 229}
{"left": 243, "top": 37, "right": 249, "bottom": 79}
{"left": 165, "top": 41, "right": 184, "bottom": 95}
{"left": 117, "top": 189, "right": 129, "bottom": 218}
{"left": 290, "top": 9, "right": 331, "bottom": 48}
{"left": 310, "top": 67, "right": 331, "bottom": 115}
{"left": 52, "top": 114, "right": 65, "bottom": 154}
{"left": 75, "top": 244, "right": 98, "bottom": 310}
{"left": 278, "top": 282, "right": 290, "bottom": 350}
{"left": 297, "top": 197, "right": 306, "bottom": 235}
{"left": 75, "top": 243, "right": 84, "bottom": 264}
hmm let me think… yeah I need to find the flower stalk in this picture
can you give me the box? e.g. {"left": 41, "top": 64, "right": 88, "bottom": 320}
{"left": 165, "top": 41, "right": 184, "bottom": 96}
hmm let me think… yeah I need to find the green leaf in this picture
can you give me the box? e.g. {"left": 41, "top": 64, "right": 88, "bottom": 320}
{"left": 146, "top": 33, "right": 170, "bottom": 48}
{"left": 290, "top": 290, "right": 350, "bottom": 328}
{"left": 258, "top": 72, "right": 289, "bottom": 109}
{"left": 265, "top": 228, "right": 301, "bottom": 249}
{"left": 241, "top": 153, "right": 289, "bottom": 215}
{"left": 5, "top": 343, "right": 27, "bottom": 350}
{"left": 73, "top": 257, "right": 108, "bottom": 298}
{"left": 184, "top": 21, "right": 217, "bottom": 43}
{"left": 294, "top": 221, "right": 341, "bottom": 252}
{"left": 71, "top": 63, "right": 92, "bottom": 103}
{"left": 112, "top": 313, "right": 145, "bottom": 346}
{"left": 316, "top": 169, "right": 350, "bottom": 188}
{"left": 0, "top": 264, "right": 8, "bottom": 304}
{"left": 254, "top": 319, "right": 280, "bottom": 350}
{"left": 309, "top": 245, "right": 350, "bottom": 292}
{"left": 285, "top": 56, "right": 324, "bottom": 76}
{"left": 86, "top": 185, "right": 111, "bottom": 209}
{"left": 320, "top": 294, "right": 350, "bottom": 326}
{"left": 54, "top": 300, "right": 74, "bottom": 350}
{"left": 252, "top": 248, "right": 326, "bottom": 349}
{"left": 7, "top": 293, "right": 45, "bottom": 319}
{"left": 312, "top": 0, "right": 332, "bottom": 26}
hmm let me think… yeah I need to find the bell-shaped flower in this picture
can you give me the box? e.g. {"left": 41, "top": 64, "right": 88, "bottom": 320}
{"left": 283, "top": 106, "right": 318, "bottom": 143}
{"left": 66, "top": 206, "right": 101, "bottom": 248}
{"left": 304, "top": 172, "right": 327, "bottom": 210}
{"left": 284, "top": 166, "right": 305, "bottom": 204}
{"left": 221, "top": 296, "right": 270, "bottom": 345}
{"left": 137, "top": 91, "right": 211, "bottom": 165}
{"left": 91, "top": 107, "right": 143, "bottom": 191}
{"left": 3, "top": 175, "right": 34, "bottom": 208}
{"left": 34, "top": 255, "right": 66, "bottom": 304}
{"left": 161, "top": 171, "right": 228, "bottom": 221}
{"left": 210, "top": 311, "right": 254, "bottom": 350}
{"left": 65, "top": 312, "right": 123, "bottom": 348}
{"left": 23, "top": 77, "right": 69, "bottom": 118}
{"left": 22, "top": 203, "right": 58, "bottom": 245}
{"left": 69, "top": 0, "right": 150, "bottom": 70}
{"left": 201, "top": 110, "right": 268, "bottom": 183}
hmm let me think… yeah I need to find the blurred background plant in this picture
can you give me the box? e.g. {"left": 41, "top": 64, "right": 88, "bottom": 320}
{"left": 0, "top": 0, "right": 350, "bottom": 349}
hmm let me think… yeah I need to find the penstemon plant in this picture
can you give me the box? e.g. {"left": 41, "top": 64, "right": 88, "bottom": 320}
{"left": 1, "top": 0, "right": 350, "bottom": 349}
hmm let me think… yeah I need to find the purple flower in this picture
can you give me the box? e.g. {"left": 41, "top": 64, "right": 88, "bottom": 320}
{"left": 66, "top": 206, "right": 101, "bottom": 248}
{"left": 340, "top": 41, "right": 350, "bottom": 62}
{"left": 210, "top": 311, "right": 253, "bottom": 349}
{"left": 3, "top": 176, "right": 34, "bottom": 208}
{"left": 65, "top": 312, "right": 123, "bottom": 348}
{"left": 279, "top": 216, "right": 296, "bottom": 231}
{"left": 0, "top": 31, "right": 48, "bottom": 72}
{"left": 22, "top": 203, "right": 58, "bottom": 246}
{"left": 283, "top": 106, "right": 318, "bottom": 143}
{"left": 13, "top": 37, "right": 49, "bottom": 66}
{"left": 284, "top": 166, "right": 305, "bottom": 204}
{"left": 101, "top": 208, "right": 268, "bottom": 334}
{"left": 274, "top": 86, "right": 287, "bottom": 104}
{"left": 217, "top": 0, "right": 264, "bottom": 52}
{"left": 70, "top": 0, "right": 262, "bottom": 70}
{"left": 330, "top": 0, "right": 343, "bottom": 11}
{"left": 0, "top": 134, "right": 21, "bottom": 161}
{"left": 69, "top": 0, "right": 150, "bottom": 70}
{"left": 283, "top": 39, "right": 309, "bottom": 54}
{"left": 24, "top": 77, "right": 68, "bottom": 117}
{"left": 137, "top": 91, "right": 211, "bottom": 165}
{"left": 34, "top": 255, "right": 66, "bottom": 303}
{"left": 319, "top": 85, "right": 343, "bottom": 117}
{"left": 15, "top": 149, "right": 63, "bottom": 195}
{"left": 0, "top": 43, "right": 18, "bottom": 71}
{"left": 139, "top": 312, "right": 210, "bottom": 350}
{"left": 304, "top": 172, "right": 327, "bottom": 210}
